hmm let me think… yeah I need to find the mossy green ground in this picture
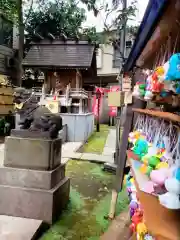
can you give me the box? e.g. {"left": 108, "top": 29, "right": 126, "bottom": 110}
{"left": 40, "top": 160, "right": 128, "bottom": 240}
{"left": 81, "top": 125, "right": 109, "bottom": 154}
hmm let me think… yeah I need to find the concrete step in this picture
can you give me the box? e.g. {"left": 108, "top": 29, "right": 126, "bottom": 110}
{"left": 0, "top": 215, "right": 43, "bottom": 240}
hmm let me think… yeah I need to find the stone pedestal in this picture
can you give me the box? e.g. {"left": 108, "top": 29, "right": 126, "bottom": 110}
{"left": 4, "top": 137, "right": 62, "bottom": 170}
{"left": 0, "top": 136, "right": 70, "bottom": 224}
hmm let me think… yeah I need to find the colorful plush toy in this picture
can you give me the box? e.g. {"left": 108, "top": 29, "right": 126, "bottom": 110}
{"left": 144, "top": 234, "right": 156, "bottom": 240}
{"left": 140, "top": 164, "right": 153, "bottom": 176}
{"left": 174, "top": 167, "right": 180, "bottom": 181}
{"left": 156, "top": 162, "right": 169, "bottom": 170}
{"left": 147, "top": 156, "right": 160, "bottom": 168}
{"left": 144, "top": 75, "right": 154, "bottom": 100}
{"left": 133, "top": 82, "right": 146, "bottom": 98}
{"left": 165, "top": 53, "right": 180, "bottom": 81}
{"left": 133, "top": 139, "right": 149, "bottom": 158}
{"left": 159, "top": 171, "right": 180, "bottom": 209}
{"left": 151, "top": 72, "right": 164, "bottom": 92}
{"left": 143, "top": 181, "right": 155, "bottom": 194}
{"left": 150, "top": 169, "right": 168, "bottom": 186}
{"left": 137, "top": 223, "right": 148, "bottom": 240}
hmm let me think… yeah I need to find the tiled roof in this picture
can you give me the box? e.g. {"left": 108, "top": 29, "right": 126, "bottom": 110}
{"left": 23, "top": 40, "right": 95, "bottom": 68}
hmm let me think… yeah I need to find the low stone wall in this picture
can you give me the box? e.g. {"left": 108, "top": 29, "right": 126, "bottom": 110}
{"left": 60, "top": 113, "right": 94, "bottom": 142}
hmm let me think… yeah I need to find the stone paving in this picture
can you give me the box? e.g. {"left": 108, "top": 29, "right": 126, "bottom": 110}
{"left": 0, "top": 215, "right": 43, "bottom": 240}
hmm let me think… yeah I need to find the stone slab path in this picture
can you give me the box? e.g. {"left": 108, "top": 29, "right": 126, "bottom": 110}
{"left": 100, "top": 211, "right": 130, "bottom": 240}
{"left": 0, "top": 215, "right": 43, "bottom": 240}
{"left": 65, "top": 128, "right": 116, "bottom": 164}
{"left": 103, "top": 129, "right": 116, "bottom": 156}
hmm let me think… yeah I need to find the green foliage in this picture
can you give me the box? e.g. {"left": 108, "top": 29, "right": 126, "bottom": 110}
{"left": 24, "top": 0, "right": 100, "bottom": 44}
{"left": 0, "top": 0, "right": 100, "bottom": 43}
{"left": 25, "top": 1, "right": 85, "bottom": 38}
{"left": 0, "top": 0, "right": 17, "bottom": 21}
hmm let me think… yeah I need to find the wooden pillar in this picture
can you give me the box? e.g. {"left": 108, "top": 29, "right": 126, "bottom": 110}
{"left": 76, "top": 70, "right": 80, "bottom": 90}
{"left": 51, "top": 72, "right": 57, "bottom": 94}
{"left": 41, "top": 71, "right": 48, "bottom": 99}
{"left": 79, "top": 99, "right": 83, "bottom": 113}
{"left": 115, "top": 98, "right": 146, "bottom": 192}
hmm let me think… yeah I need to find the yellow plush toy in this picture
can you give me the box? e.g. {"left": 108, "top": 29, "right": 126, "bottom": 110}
{"left": 155, "top": 66, "right": 165, "bottom": 76}
{"left": 156, "top": 162, "right": 169, "bottom": 170}
{"left": 137, "top": 223, "right": 148, "bottom": 240}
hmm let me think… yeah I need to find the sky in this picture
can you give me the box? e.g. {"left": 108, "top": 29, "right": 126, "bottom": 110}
{"left": 82, "top": 0, "right": 149, "bottom": 32}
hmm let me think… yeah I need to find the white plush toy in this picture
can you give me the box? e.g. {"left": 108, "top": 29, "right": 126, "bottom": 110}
{"left": 159, "top": 167, "right": 180, "bottom": 209}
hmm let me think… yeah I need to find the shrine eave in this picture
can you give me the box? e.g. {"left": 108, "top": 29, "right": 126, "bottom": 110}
{"left": 124, "top": 0, "right": 169, "bottom": 72}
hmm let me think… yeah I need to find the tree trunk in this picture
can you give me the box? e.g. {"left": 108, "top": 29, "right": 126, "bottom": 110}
{"left": 17, "top": 0, "right": 24, "bottom": 86}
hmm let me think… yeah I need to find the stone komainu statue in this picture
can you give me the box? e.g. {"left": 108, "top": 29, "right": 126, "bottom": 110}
{"left": 18, "top": 114, "right": 62, "bottom": 139}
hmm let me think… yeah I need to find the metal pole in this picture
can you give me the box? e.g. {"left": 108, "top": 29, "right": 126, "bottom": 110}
{"left": 96, "top": 96, "right": 100, "bottom": 132}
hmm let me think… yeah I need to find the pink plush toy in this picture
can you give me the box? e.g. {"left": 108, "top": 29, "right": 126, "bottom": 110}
{"left": 143, "top": 181, "right": 154, "bottom": 194}
{"left": 150, "top": 169, "right": 168, "bottom": 186}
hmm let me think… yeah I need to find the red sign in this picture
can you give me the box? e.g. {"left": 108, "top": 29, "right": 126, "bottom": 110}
{"left": 108, "top": 86, "right": 120, "bottom": 117}
{"left": 92, "top": 88, "right": 104, "bottom": 118}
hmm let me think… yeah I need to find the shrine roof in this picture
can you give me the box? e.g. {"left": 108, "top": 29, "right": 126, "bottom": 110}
{"left": 23, "top": 40, "right": 96, "bottom": 69}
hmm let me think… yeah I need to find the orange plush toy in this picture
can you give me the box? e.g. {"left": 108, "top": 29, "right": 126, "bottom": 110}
{"left": 151, "top": 72, "right": 164, "bottom": 92}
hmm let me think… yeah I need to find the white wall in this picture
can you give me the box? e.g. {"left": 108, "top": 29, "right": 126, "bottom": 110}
{"left": 96, "top": 44, "right": 119, "bottom": 76}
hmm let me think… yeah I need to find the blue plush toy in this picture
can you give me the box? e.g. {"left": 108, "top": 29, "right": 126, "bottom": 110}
{"left": 133, "top": 139, "right": 148, "bottom": 158}
{"left": 174, "top": 167, "right": 180, "bottom": 181}
{"left": 165, "top": 53, "right": 180, "bottom": 81}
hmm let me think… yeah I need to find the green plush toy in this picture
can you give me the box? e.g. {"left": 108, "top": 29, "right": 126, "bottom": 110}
{"left": 148, "top": 156, "right": 160, "bottom": 168}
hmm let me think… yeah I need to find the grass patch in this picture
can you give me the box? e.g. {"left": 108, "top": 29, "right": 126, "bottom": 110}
{"left": 39, "top": 160, "right": 128, "bottom": 240}
{"left": 81, "top": 125, "right": 109, "bottom": 154}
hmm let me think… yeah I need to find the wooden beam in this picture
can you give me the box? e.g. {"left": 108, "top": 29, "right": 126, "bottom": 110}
{"left": 33, "top": 31, "right": 44, "bottom": 40}
{"left": 47, "top": 33, "right": 55, "bottom": 40}
{"left": 115, "top": 98, "right": 146, "bottom": 192}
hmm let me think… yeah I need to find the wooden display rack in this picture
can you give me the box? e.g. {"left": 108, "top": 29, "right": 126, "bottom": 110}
{"left": 127, "top": 150, "right": 180, "bottom": 240}
{"left": 132, "top": 108, "right": 180, "bottom": 123}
